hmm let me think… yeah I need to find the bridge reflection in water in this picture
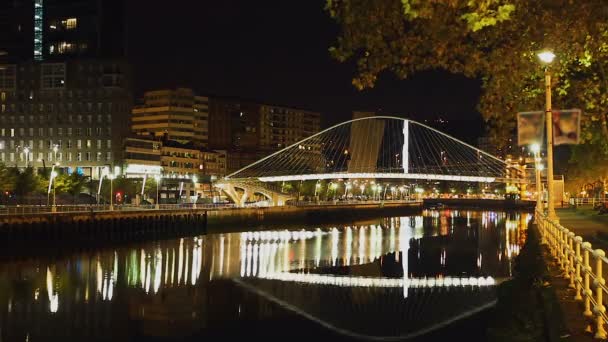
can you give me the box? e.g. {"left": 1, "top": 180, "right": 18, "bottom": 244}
{"left": 0, "top": 210, "right": 530, "bottom": 341}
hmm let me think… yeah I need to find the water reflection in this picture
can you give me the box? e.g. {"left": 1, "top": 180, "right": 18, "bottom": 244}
{"left": 0, "top": 210, "right": 530, "bottom": 341}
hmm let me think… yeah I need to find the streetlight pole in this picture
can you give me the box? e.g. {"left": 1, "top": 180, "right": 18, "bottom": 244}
{"left": 52, "top": 171, "right": 57, "bottom": 210}
{"left": 538, "top": 50, "right": 558, "bottom": 222}
{"left": 109, "top": 174, "right": 114, "bottom": 211}
{"left": 155, "top": 175, "right": 161, "bottom": 209}
{"left": 23, "top": 147, "right": 29, "bottom": 168}
{"left": 49, "top": 170, "right": 58, "bottom": 212}
{"left": 531, "top": 143, "right": 543, "bottom": 218}
{"left": 53, "top": 144, "right": 58, "bottom": 163}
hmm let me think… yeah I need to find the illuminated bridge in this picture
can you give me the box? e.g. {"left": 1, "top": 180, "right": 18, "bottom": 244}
{"left": 216, "top": 116, "right": 526, "bottom": 206}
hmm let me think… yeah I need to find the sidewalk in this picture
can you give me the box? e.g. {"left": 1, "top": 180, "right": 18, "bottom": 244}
{"left": 555, "top": 208, "right": 608, "bottom": 250}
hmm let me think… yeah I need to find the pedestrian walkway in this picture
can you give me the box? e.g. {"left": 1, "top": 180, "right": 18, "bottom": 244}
{"left": 556, "top": 208, "right": 608, "bottom": 250}
{"left": 540, "top": 208, "right": 608, "bottom": 341}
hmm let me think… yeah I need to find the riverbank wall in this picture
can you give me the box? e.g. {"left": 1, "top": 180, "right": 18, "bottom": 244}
{"left": 0, "top": 201, "right": 423, "bottom": 247}
{"left": 424, "top": 198, "right": 536, "bottom": 211}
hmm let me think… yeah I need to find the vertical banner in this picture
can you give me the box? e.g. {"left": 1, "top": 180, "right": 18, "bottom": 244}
{"left": 553, "top": 109, "right": 581, "bottom": 145}
{"left": 517, "top": 111, "right": 544, "bottom": 146}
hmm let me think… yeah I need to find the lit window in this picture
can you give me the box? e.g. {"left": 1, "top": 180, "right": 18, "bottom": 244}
{"left": 64, "top": 18, "right": 77, "bottom": 30}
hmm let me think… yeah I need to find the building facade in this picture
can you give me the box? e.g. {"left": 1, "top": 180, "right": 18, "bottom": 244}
{"left": 208, "top": 96, "right": 321, "bottom": 173}
{"left": 131, "top": 88, "right": 209, "bottom": 147}
{"left": 259, "top": 104, "right": 321, "bottom": 150}
{"left": 0, "top": 59, "right": 131, "bottom": 177}
{"left": 0, "top": 0, "right": 131, "bottom": 178}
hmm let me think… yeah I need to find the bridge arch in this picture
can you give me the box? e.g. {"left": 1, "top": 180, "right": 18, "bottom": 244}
{"left": 218, "top": 116, "right": 525, "bottom": 206}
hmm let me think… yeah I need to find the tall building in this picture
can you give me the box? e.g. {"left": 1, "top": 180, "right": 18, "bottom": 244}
{"left": 0, "top": 59, "right": 131, "bottom": 178}
{"left": 0, "top": 0, "right": 126, "bottom": 63}
{"left": 259, "top": 104, "right": 321, "bottom": 150}
{"left": 0, "top": 0, "right": 131, "bottom": 178}
{"left": 131, "top": 88, "right": 209, "bottom": 147}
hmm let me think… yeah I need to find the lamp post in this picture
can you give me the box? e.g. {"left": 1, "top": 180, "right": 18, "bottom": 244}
{"left": 47, "top": 162, "right": 59, "bottom": 206}
{"left": 108, "top": 173, "right": 115, "bottom": 211}
{"left": 49, "top": 170, "right": 58, "bottom": 212}
{"left": 23, "top": 146, "right": 30, "bottom": 168}
{"left": 330, "top": 182, "right": 338, "bottom": 201}
{"left": 154, "top": 175, "right": 161, "bottom": 209}
{"left": 538, "top": 50, "right": 558, "bottom": 222}
{"left": 52, "top": 144, "right": 58, "bottom": 162}
{"left": 531, "top": 143, "right": 543, "bottom": 217}
{"left": 192, "top": 175, "right": 198, "bottom": 209}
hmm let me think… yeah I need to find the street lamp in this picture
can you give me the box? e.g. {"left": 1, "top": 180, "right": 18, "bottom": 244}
{"left": 52, "top": 144, "right": 58, "bottom": 162}
{"left": 330, "top": 182, "right": 338, "bottom": 200}
{"left": 49, "top": 168, "right": 58, "bottom": 212}
{"left": 537, "top": 50, "right": 558, "bottom": 221}
{"left": 47, "top": 162, "right": 59, "bottom": 206}
{"left": 108, "top": 173, "right": 115, "bottom": 211}
{"left": 154, "top": 175, "right": 161, "bottom": 209}
{"left": 192, "top": 175, "right": 198, "bottom": 208}
{"left": 23, "top": 146, "right": 30, "bottom": 168}
{"left": 345, "top": 183, "right": 352, "bottom": 198}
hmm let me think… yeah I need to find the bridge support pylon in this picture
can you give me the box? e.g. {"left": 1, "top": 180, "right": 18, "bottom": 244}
{"left": 216, "top": 180, "right": 295, "bottom": 207}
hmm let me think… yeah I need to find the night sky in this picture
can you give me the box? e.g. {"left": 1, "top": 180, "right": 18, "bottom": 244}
{"left": 127, "top": 0, "right": 483, "bottom": 142}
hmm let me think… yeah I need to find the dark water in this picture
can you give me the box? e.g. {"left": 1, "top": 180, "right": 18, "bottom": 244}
{"left": 0, "top": 209, "right": 530, "bottom": 341}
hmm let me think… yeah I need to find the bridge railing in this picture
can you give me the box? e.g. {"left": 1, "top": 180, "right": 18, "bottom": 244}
{"left": 536, "top": 209, "right": 608, "bottom": 338}
{"left": 290, "top": 199, "right": 420, "bottom": 207}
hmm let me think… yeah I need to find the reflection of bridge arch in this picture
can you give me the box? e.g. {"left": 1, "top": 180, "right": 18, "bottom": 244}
{"left": 218, "top": 116, "right": 526, "bottom": 206}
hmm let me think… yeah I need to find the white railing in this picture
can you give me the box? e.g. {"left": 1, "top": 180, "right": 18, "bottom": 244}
{"left": 536, "top": 209, "right": 608, "bottom": 339}
{"left": 570, "top": 197, "right": 608, "bottom": 207}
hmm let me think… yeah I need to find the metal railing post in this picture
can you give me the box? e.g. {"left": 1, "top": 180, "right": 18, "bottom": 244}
{"left": 593, "top": 249, "right": 606, "bottom": 339}
{"left": 568, "top": 232, "right": 575, "bottom": 287}
{"left": 575, "top": 236, "right": 583, "bottom": 300}
{"left": 584, "top": 242, "right": 593, "bottom": 316}
{"left": 558, "top": 227, "right": 566, "bottom": 272}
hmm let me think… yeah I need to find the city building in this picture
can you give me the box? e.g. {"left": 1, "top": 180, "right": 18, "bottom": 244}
{"left": 131, "top": 88, "right": 209, "bottom": 146}
{"left": 0, "top": 0, "right": 131, "bottom": 178}
{"left": 0, "top": 0, "right": 126, "bottom": 62}
{"left": 0, "top": 59, "right": 131, "bottom": 178}
{"left": 123, "top": 137, "right": 161, "bottom": 178}
{"left": 259, "top": 104, "right": 321, "bottom": 150}
{"left": 208, "top": 96, "right": 321, "bottom": 173}
{"left": 158, "top": 140, "right": 225, "bottom": 203}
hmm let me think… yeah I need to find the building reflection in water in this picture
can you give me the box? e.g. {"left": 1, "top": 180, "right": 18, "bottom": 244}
{"left": 0, "top": 210, "right": 530, "bottom": 340}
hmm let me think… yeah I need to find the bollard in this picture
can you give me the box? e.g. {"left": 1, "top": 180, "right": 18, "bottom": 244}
{"left": 593, "top": 249, "right": 607, "bottom": 339}
{"left": 575, "top": 236, "right": 583, "bottom": 300}
{"left": 583, "top": 242, "right": 593, "bottom": 316}
{"left": 568, "top": 232, "right": 575, "bottom": 285}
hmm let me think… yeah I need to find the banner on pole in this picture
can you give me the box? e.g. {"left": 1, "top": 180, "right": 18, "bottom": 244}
{"left": 552, "top": 109, "right": 581, "bottom": 145}
{"left": 517, "top": 111, "right": 544, "bottom": 146}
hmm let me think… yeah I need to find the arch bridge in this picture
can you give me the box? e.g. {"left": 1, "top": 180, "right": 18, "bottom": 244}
{"left": 216, "top": 116, "right": 526, "bottom": 206}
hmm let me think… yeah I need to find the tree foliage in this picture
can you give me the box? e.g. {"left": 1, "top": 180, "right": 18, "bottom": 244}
{"left": 54, "top": 172, "right": 88, "bottom": 197}
{"left": 327, "top": 0, "right": 608, "bottom": 187}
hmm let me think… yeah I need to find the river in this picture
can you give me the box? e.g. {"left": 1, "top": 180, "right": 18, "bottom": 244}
{"left": 0, "top": 209, "right": 531, "bottom": 341}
